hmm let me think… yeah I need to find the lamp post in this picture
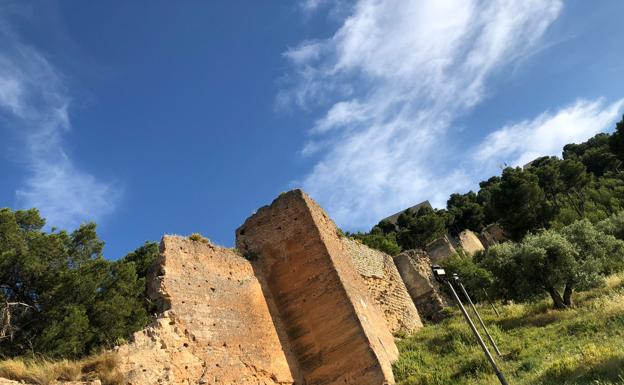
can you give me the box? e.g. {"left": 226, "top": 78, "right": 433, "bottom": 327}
{"left": 431, "top": 265, "right": 509, "bottom": 385}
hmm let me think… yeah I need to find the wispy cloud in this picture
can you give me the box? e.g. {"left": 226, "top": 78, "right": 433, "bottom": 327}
{"left": 475, "top": 98, "right": 624, "bottom": 168}
{"left": 282, "top": 0, "right": 565, "bottom": 229}
{"left": 0, "top": 24, "right": 119, "bottom": 229}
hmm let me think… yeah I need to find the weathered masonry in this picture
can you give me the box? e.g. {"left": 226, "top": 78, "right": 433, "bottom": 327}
{"left": 237, "top": 190, "right": 399, "bottom": 385}
{"left": 119, "top": 189, "right": 410, "bottom": 385}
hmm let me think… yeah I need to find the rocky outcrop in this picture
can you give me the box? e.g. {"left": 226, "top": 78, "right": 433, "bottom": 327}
{"left": 118, "top": 236, "right": 298, "bottom": 385}
{"left": 236, "top": 190, "right": 399, "bottom": 385}
{"left": 480, "top": 223, "right": 507, "bottom": 248}
{"left": 455, "top": 230, "right": 485, "bottom": 255}
{"left": 426, "top": 235, "right": 457, "bottom": 263}
{"left": 393, "top": 250, "right": 448, "bottom": 322}
{"left": 343, "top": 237, "right": 423, "bottom": 334}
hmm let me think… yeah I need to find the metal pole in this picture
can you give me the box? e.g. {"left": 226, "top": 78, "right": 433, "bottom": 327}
{"left": 446, "top": 281, "right": 509, "bottom": 385}
{"left": 459, "top": 282, "right": 503, "bottom": 358}
{"left": 483, "top": 288, "right": 501, "bottom": 317}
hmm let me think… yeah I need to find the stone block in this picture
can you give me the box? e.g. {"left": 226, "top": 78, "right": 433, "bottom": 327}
{"left": 118, "top": 235, "right": 297, "bottom": 385}
{"left": 343, "top": 237, "right": 423, "bottom": 334}
{"left": 426, "top": 235, "right": 456, "bottom": 263}
{"left": 236, "top": 190, "right": 398, "bottom": 385}
{"left": 457, "top": 229, "right": 485, "bottom": 255}
{"left": 394, "top": 250, "right": 448, "bottom": 322}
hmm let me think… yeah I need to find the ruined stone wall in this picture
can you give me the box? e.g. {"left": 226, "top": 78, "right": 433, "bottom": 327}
{"left": 342, "top": 237, "right": 422, "bottom": 334}
{"left": 480, "top": 223, "right": 507, "bottom": 248}
{"left": 236, "top": 190, "right": 398, "bottom": 385}
{"left": 456, "top": 230, "right": 485, "bottom": 255}
{"left": 426, "top": 235, "right": 457, "bottom": 263}
{"left": 394, "top": 250, "right": 448, "bottom": 322}
{"left": 118, "top": 236, "right": 298, "bottom": 385}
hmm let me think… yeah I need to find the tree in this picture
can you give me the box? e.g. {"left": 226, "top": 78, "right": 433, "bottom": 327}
{"left": 609, "top": 115, "right": 624, "bottom": 164}
{"left": 481, "top": 228, "right": 606, "bottom": 309}
{"left": 565, "top": 133, "right": 620, "bottom": 176}
{"left": 491, "top": 167, "right": 552, "bottom": 240}
{"left": 396, "top": 206, "right": 447, "bottom": 250}
{"left": 0, "top": 208, "right": 155, "bottom": 358}
{"left": 446, "top": 192, "right": 485, "bottom": 235}
{"left": 349, "top": 229, "right": 402, "bottom": 256}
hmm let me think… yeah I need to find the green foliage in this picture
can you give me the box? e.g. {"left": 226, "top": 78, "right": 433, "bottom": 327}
{"left": 491, "top": 167, "right": 552, "bottom": 240}
{"left": 393, "top": 273, "right": 624, "bottom": 385}
{"left": 349, "top": 230, "right": 402, "bottom": 256}
{"left": 447, "top": 192, "right": 485, "bottom": 235}
{"left": 609, "top": 115, "right": 624, "bottom": 163}
{"left": 0, "top": 208, "right": 156, "bottom": 358}
{"left": 396, "top": 207, "right": 448, "bottom": 250}
{"left": 597, "top": 210, "right": 624, "bottom": 240}
{"left": 479, "top": 219, "right": 624, "bottom": 309}
{"left": 439, "top": 253, "right": 493, "bottom": 302}
{"left": 356, "top": 117, "right": 624, "bottom": 257}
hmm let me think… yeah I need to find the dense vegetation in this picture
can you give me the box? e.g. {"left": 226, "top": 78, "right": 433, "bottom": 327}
{"left": 0, "top": 208, "right": 158, "bottom": 358}
{"left": 352, "top": 115, "right": 624, "bottom": 252}
{"left": 352, "top": 116, "right": 624, "bottom": 308}
{"left": 393, "top": 273, "right": 624, "bottom": 385}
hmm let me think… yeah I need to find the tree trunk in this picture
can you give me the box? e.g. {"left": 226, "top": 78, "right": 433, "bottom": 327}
{"left": 563, "top": 284, "right": 574, "bottom": 307}
{"left": 547, "top": 287, "right": 567, "bottom": 309}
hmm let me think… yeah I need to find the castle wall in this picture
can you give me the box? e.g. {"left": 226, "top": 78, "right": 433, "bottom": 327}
{"left": 342, "top": 237, "right": 423, "bottom": 334}
{"left": 236, "top": 190, "right": 398, "bottom": 385}
{"left": 394, "top": 250, "right": 448, "bottom": 322}
{"left": 456, "top": 230, "right": 485, "bottom": 255}
{"left": 118, "top": 236, "right": 297, "bottom": 384}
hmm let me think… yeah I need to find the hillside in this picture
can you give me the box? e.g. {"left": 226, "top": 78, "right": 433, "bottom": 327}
{"left": 393, "top": 273, "right": 624, "bottom": 385}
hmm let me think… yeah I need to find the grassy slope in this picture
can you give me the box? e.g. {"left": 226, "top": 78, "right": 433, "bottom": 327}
{"left": 394, "top": 273, "right": 624, "bottom": 385}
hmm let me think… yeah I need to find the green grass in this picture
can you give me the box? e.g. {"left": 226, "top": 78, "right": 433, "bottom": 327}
{"left": 394, "top": 273, "right": 624, "bottom": 385}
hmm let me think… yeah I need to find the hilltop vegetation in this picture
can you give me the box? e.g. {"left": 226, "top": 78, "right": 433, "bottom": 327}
{"left": 352, "top": 115, "right": 624, "bottom": 253}
{"left": 393, "top": 273, "right": 624, "bottom": 385}
{"left": 0, "top": 208, "right": 159, "bottom": 358}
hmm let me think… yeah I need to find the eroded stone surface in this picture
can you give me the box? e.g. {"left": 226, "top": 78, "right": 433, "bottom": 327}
{"left": 237, "top": 190, "right": 398, "bottom": 385}
{"left": 456, "top": 230, "right": 485, "bottom": 255}
{"left": 343, "top": 237, "right": 423, "bottom": 334}
{"left": 394, "top": 250, "right": 448, "bottom": 322}
{"left": 480, "top": 223, "right": 507, "bottom": 248}
{"left": 426, "top": 235, "right": 457, "bottom": 263}
{"left": 118, "top": 236, "right": 297, "bottom": 385}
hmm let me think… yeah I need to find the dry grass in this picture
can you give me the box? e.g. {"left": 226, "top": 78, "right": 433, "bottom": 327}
{"left": 0, "top": 351, "right": 123, "bottom": 385}
{"left": 188, "top": 232, "right": 210, "bottom": 244}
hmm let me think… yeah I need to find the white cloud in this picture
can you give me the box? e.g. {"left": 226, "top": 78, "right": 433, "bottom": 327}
{"left": 282, "top": 0, "right": 564, "bottom": 229}
{"left": 475, "top": 98, "right": 624, "bottom": 168}
{"left": 0, "top": 25, "right": 120, "bottom": 229}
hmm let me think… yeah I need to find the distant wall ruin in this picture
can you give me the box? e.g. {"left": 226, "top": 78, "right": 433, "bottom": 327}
{"left": 343, "top": 237, "right": 423, "bottom": 334}
{"left": 426, "top": 235, "right": 457, "bottom": 263}
{"left": 455, "top": 230, "right": 485, "bottom": 255}
{"left": 394, "top": 250, "right": 448, "bottom": 322}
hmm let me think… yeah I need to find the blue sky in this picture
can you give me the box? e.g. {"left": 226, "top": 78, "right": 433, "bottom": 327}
{"left": 0, "top": 1, "right": 623, "bottom": 259}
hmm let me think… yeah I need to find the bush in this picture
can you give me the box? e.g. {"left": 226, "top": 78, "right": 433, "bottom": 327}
{"left": 440, "top": 252, "right": 493, "bottom": 302}
{"left": 0, "top": 208, "right": 155, "bottom": 358}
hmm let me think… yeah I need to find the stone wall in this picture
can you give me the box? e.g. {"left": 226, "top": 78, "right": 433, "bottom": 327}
{"left": 118, "top": 236, "right": 298, "bottom": 384}
{"left": 456, "top": 230, "right": 485, "bottom": 255}
{"left": 426, "top": 235, "right": 457, "bottom": 263}
{"left": 236, "top": 190, "right": 399, "bottom": 385}
{"left": 342, "top": 237, "right": 423, "bottom": 334}
{"left": 394, "top": 250, "right": 448, "bottom": 322}
{"left": 480, "top": 223, "right": 507, "bottom": 248}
